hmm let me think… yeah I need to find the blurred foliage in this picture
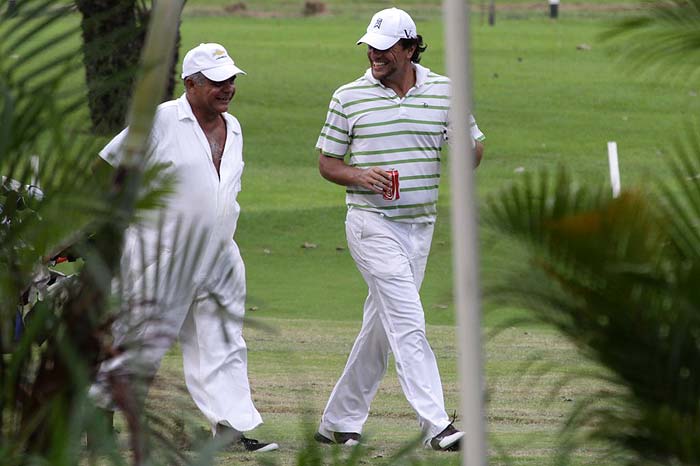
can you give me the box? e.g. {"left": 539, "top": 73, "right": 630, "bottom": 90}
{"left": 0, "top": 0, "right": 189, "bottom": 464}
{"left": 483, "top": 3, "right": 700, "bottom": 464}
{"left": 603, "top": 0, "right": 700, "bottom": 83}
{"left": 485, "top": 100, "right": 700, "bottom": 465}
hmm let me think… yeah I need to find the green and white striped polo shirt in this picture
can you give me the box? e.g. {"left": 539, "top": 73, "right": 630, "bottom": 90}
{"left": 316, "top": 63, "right": 485, "bottom": 223}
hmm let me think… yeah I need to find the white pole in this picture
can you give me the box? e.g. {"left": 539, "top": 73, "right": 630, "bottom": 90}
{"left": 443, "top": 1, "right": 488, "bottom": 466}
{"left": 607, "top": 141, "right": 620, "bottom": 198}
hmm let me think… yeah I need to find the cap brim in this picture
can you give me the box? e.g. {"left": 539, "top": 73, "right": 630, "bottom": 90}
{"left": 356, "top": 32, "right": 400, "bottom": 51}
{"left": 201, "top": 64, "right": 246, "bottom": 82}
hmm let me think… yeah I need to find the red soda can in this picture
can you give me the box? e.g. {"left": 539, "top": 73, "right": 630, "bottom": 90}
{"left": 383, "top": 169, "right": 400, "bottom": 201}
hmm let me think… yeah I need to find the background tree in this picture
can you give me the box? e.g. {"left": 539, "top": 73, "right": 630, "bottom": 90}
{"left": 75, "top": 0, "right": 181, "bottom": 135}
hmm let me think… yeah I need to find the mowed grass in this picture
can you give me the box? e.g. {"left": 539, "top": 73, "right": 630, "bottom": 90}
{"left": 183, "top": 0, "right": 644, "bottom": 18}
{"left": 110, "top": 11, "right": 700, "bottom": 465}
{"left": 144, "top": 321, "right": 605, "bottom": 466}
{"left": 145, "top": 313, "right": 610, "bottom": 465}
{"left": 173, "top": 14, "right": 697, "bottom": 324}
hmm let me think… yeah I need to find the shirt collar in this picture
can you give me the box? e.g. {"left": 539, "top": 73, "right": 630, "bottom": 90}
{"left": 177, "top": 93, "right": 196, "bottom": 121}
{"left": 176, "top": 93, "right": 240, "bottom": 134}
{"left": 414, "top": 63, "right": 430, "bottom": 86}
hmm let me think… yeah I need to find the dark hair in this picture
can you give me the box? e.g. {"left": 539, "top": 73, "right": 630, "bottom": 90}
{"left": 399, "top": 34, "right": 427, "bottom": 63}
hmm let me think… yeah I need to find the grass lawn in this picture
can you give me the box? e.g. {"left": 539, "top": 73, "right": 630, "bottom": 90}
{"left": 108, "top": 9, "right": 697, "bottom": 465}
{"left": 178, "top": 13, "right": 696, "bottom": 325}
{"left": 143, "top": 320, "right": 607, "bottom": 466}
{"left": 182, "top": 0, "right": 645, "bottom": 18}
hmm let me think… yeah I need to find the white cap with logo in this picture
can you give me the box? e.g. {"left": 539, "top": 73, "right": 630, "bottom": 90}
{"left": 356, "top": 7, "right": 417, "bottom": 51}
{"left": 181, "top": 43, "right": 246, "bottom": 82}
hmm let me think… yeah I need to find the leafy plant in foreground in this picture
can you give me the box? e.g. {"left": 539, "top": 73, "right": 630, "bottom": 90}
{"left": 486, "top": 149, "right": 700, "bottom": 465}
{"left": 0, "top": 0, "right": 195, "bottom": 464}
{"left": 484, "top": 1, "right": 700, "bottom": 462}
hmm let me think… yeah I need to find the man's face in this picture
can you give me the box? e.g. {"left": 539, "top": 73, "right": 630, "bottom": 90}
{"left": 367, "top": 42, "right": 415, "bottom": 82}
{"left": 188, "top": 75, "right": 236, "bottom": 116}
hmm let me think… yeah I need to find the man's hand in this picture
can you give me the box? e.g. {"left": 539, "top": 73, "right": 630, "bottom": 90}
{"left": 318, "top": 153, "right": 392, "bottom": 193}
{"left": 352, "top": 166, "right": 392, "bottom": 194}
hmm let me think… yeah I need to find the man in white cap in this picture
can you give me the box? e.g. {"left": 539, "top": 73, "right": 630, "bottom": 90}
{"left": 314, "top": 8, "right": 485, "bottom": 452}
{"left": 90, "top": 43, "right": 278, "bottom": 453}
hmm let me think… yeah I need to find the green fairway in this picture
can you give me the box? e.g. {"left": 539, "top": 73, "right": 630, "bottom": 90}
{"left": 182, "top": 0, "right": 644, "bottom": 18}
{"left": 62, "top": 6, "right": 698, "bottom": 465}
{"left": 176, "top": 14, "right": 696, "bottom": 326}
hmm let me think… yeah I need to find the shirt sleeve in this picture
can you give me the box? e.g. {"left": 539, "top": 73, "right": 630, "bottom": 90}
{"left": 99, "top": 127, "right": 129, "bottom": 167}
{"left": 470, "top": 114, "right": 485, "bottom": 142}
{"left": 98, "top": 121, "right": 163, "bottom": 167}
{"left": 315, "top": 93, "right": 350, "bottom": 159}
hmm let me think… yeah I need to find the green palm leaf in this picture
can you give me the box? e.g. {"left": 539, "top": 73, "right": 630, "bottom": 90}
{"left": 486, "top": 129, "right": 700, "bottom": 464}
{"left": 602, "top": 0, "right": 700, "bottom": 83}
{"left": 0, "top": 0, "right": 211, "bottom": 464}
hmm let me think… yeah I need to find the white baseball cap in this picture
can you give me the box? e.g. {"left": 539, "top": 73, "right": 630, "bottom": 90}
{"left": 181, "top": 43, "right": 246, "bottom": 82}
{"left": 356, "top": 8, "right": 417, "bottom": 51}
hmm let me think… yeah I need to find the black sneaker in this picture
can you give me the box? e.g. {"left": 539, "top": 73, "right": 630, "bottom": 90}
{"left": 215, "top": 424, "right": 278, "bottom": 453}
{"left": 314, "top": 428, "right": 361, "bottom": 446}
{"left": 429, "top": 424, "right": 464, "bottom": 451}
{"left": 240, "top": 435, "right": 279, "bottom": 452}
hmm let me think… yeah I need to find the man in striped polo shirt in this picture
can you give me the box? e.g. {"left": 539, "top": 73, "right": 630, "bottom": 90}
{"left": 314, "top": 7, "right": 485, "bottom": 452}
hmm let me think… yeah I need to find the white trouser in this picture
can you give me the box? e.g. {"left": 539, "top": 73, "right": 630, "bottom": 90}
{"left": 90, "top": 232, "right": 262, "bottom": 433}
{"left": 320, "top": 208, "right": 450, "bottom": 440}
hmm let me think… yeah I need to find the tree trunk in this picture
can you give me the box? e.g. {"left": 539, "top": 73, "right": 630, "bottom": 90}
{"left": 75, "top": 1, "right": 142, "bottom": 135}
{"left": 75, "top": 1, "right": 180, "bottom": 135}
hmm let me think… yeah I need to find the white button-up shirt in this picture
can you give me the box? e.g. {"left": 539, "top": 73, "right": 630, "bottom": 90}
{"left": 101, "top": 93, "right": 245, "bottom": 287}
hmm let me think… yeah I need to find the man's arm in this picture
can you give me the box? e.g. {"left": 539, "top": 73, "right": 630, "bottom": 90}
{"left": 474, "top": 140, "right": 484, "bottom": 168}
{"left": 318, "top": 152, "right": 392, "bottom": 194}
{"left": 468, "top": 113, "right": 485, "bottom": 168}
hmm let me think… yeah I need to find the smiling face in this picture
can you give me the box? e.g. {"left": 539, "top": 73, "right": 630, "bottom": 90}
{"left": 367, "top": 41, "right": 415, "bottom": 84}
{"left": 185, "top": 74, "right": 237, "bottom": 120}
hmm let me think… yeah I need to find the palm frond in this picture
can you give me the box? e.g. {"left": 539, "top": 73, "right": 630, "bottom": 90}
{"left": 602, "top": 0, "right": 700, "bottom": 83}
{"left": 485, "top": 143, "right": 700, "bottom": 464}
{"left": 0, "top": 0, "right": 197, "bottom": 464}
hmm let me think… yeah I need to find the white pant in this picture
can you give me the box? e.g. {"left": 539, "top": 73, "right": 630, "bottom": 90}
{"left": 90, "top": 229, "right": 262, "bottom": 433}
{"left": 320, "top": 209, "right": 451, "bottom": 440}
